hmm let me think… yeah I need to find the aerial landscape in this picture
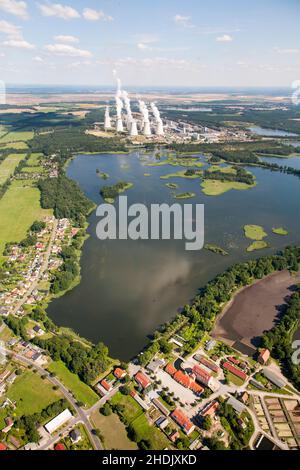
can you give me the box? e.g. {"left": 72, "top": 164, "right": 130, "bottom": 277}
{"left": 0, "top": 0, "right": 300, "bottom": 458}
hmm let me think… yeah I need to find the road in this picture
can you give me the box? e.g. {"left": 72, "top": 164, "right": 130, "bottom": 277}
{"left": 4, "top": 347, "right": 103, "bottom": 450}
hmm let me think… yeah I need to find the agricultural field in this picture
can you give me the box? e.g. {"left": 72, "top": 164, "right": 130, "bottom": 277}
{"left": 0, "top": 131, "right": 34, "bottom": 144}
{"left": 0, "top": 180, "right": 52, "bottom": 255}
{"left": 0, "top": 154, "right": 26, "bottom": 185}
{"left": 0, "top": 141, "right": 28, "bottom": 150}
{"left": 47, "top": 360, "right": 98, "bottom": 408}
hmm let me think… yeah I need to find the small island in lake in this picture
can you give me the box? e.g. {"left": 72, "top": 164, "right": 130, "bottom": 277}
{"left": 204, "top": 244, "right": 229, "bottom": 256}
{"left": 247, "top": 240, "right": 269, "bottom": 252}
{"left": 272, "top": 227, "right": 288, "bottom": 236}
{"left": 100, "top": 181, "right": 133, "bottom": 202}
{"left": 174, "top": 192, "right": 196, "bottom": 199}
{"left": 244, "top": 224, "right": 267, "bottom": 240}
{"left": 166, "top": 183, "right": 179, "bottom": 189}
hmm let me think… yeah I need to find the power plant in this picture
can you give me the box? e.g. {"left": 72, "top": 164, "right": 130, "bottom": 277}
{"left": 104, "top": 76, "right": 165, "bottom": 138}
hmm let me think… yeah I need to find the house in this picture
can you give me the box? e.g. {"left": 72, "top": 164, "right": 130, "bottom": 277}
{"left": 147, "top": 359, "right": 165, "bottom": 373}
{"left": 262, "top": 368, "right": 286, "bottom": 389}
{"left": 152, "top": 398, "right": 170, "bottom": 416}
{"left": 169, "top": 430, "right": 180, "bottom": 443}
{"left": 222, "top": 362, "right": 248, "bottom": 381}
{"left": 165, "top": 363, "right": 177, "bottom": 377}
{"left": 70, "top": 428, "right": 82, "bottom": 444}
{"left": 33, "top": 325, "right": 44, "bottom": 336}
{"left": 200, "top": 401, "right": 219, "bottom": 417}
{"left": 189, "top": 381, "right": 203, "bottom": 396}
{"left": 54, "top": 443, "right": 66, "bottom": 451}
{"left": 240, "top": 392, "right": 249, "bottom": 404}
{"left": 5, "top": 373, "right": 17, "bottom": 385}
{"left": 45, "top": 409, "right": 72, "bottom": 434}
{"left": 171, "top": 409, "right": 195, "bottom": 435}
{"left": 205, "top": 340, "right": 216, "bottom": 352}
{"left": 135, "top": 371, "right": 151, "bottom": 390}
{"left": 192, "top": 365, "right": 213, "bottom": 388}
{"left": 0, "top": 443, "right": 7, "bottom": 451}
{"left": 0, "top": 307, "right": 9, "bottom": 317}
{"left": 194, "top": 355, "right": 219, "bottom": 373}
{"left": 2, "top": 416, "right": 14, "bottom": 433}
{"left": 174, "top": 370, "right": 191, "bottom": 388}
{"left": 258, "top": 349, "right": 270, "bottom": 365}
{"left": 227, "top": 396, "right": 246, "bottom": 415}
{"left": 114, "top": 368, "right": 126, "bottom": 380}
{"left": 156, "top": 416, "right": 169, "bottom": 430}
{"left": 101, "top": 379, "right": 113, "bottom": 392}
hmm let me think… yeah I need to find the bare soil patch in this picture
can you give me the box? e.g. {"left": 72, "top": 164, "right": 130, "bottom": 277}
{"left": 212, "top": 271, "right": 300, "bottom": 353}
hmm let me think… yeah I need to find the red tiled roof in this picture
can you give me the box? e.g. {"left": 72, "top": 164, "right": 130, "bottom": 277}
{"left": 101, "top": 379, "right": 112, "bottom": 391}
{"left": 114, "top": 368, "right": 126, "bottom": 379}
{"left": 228, "top": 356, "right": 240, "bottom": 365}
{"left": 174, "top": 370, "right": 191, "bottom": 388}
{"left": 0, "top": 443, "right": 7, "bottom": 451}
{"left": 189, "top": 381, "right": 204, "bottom": 395}
{"left": 197, "top": 356, "right": 219, "bottom": 373}
{"left": 165, "top": 363, "right": 177, "bottom": 377}
{"left": 258, "top": 349, "right": 270, "bottom": 363}
{"left": 192, "top": 365, "right": 212, "bottom": 384}
{"left": 135, "top": 371, "right": 151, "bottom": 389}
{"left": 201, "top": 401, "right": 219, "bottom": 417}
{"left": 171, "top": 409, "right": 194, "bottom": 434}
{"left": 54, "top": 443, "right": 66, "bottom": 451}
{"left": 223, "top": 362, "right": 248, "bottom": 381}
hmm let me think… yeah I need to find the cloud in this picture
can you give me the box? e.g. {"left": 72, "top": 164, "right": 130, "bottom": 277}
{"left": 0, "top": 18, "right": 35, "bottom": 48}
{"left": 54, "top": 34, "right": 78, "bottom": 43}
{"left": 0, "top": 19, "right": 22, "bottom": 38}
{"left": 173, "top": 14, "right": 194, "bottom": 29}
{"left": 45, "top": 43, "right": 92, "bottom": 57}
{"left": 3, "top": 38, "right": 35, "bottom": 48}
{"left": 33, "top": 55, "right": 43, "bottom": 61}
{"left": 137, "top": 42, "right": 152, "bottom": 51}
{"left": 38, "top": 2, "right": 80, "bottom": 20}
{"left": 274, "top": 47, "right": 299, "bottom": 55}
{"left": 0, "top": 0, "right": 28, "bottom": 19}
{"left": 82, "top": 8, "right": 113, "bottom": 22}
{"left": 216, "top": 34, "right": 233, "bottom": 42}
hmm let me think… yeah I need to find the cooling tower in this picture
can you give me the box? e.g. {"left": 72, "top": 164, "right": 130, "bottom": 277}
{"left": 117, "top": 118, "right": 124, "bottom": 133}
{"left": 143, "top": 121, "right": 151, "bottom": 136}
{"left": 156, "top": 120, "right": 164, "bottom": 136}
{"left": 104, "top": 106, "right": 111, "bottom": 129}
{"left": 130, "top": 120, "right": 138, "bottom": 137}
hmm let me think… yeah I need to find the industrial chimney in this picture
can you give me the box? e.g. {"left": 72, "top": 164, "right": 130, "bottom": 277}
{"left": 143, "top": 121, "right": 151, "bottom": 136}
{"left": 130, "top": 120, "right": 138, "bottom": 137}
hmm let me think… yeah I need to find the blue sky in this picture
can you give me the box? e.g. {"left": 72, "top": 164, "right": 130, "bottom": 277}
{"left": 0, "top": 0, "right": 299, "bottom": 87}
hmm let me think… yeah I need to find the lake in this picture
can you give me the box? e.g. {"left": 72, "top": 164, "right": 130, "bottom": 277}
{"left": 48, "top": 152, "right": 300, "bottom": 360}
{"left": 249, "top": 126, "right": 299, "bottom": 137}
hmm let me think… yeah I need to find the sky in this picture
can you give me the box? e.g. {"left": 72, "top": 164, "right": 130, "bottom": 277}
{"left": 0, "top": 0, "right": 299, "bottom": 88}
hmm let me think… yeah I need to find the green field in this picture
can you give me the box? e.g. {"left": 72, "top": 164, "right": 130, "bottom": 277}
{"left": 21, "top": 166, "right": 44, "bottom": 174}
{"left": 91, "top": 411, "right": 138, "bottom": 450}
{"left": 0, "top": 370, "right": 62, "bottom": 427}
{"left": 0, "top": 154, "right": 26, "bottom": 185}
{"left": 26, "top": 153, "right": 43, "bottom": 166}
{"left": 0, "top": 141, "right": 28, "bottom": 150}
{"left": 244, "top": 224, "right": 267, "bottom": 240}
{"left": 47, "top": 360, "right": 98, "bottom": 408}
{"left": 0, "top": 180, "right": 52, "bottom": 255}
{"left": 130, "top": 414, "right": 170, "bottom": 450}
{"left": 110, "top": 392, "right": 142, "bottom": 423}
{"left": 0, "top": 131, "right": 34, "bottom": 143}
{"left": 201, "top": 180, "right": 256, "bottom": 196}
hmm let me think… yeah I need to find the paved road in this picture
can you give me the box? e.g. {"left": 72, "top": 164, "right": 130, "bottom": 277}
{"left": 4, "top": 347, "right": 102, "bottom": 450}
